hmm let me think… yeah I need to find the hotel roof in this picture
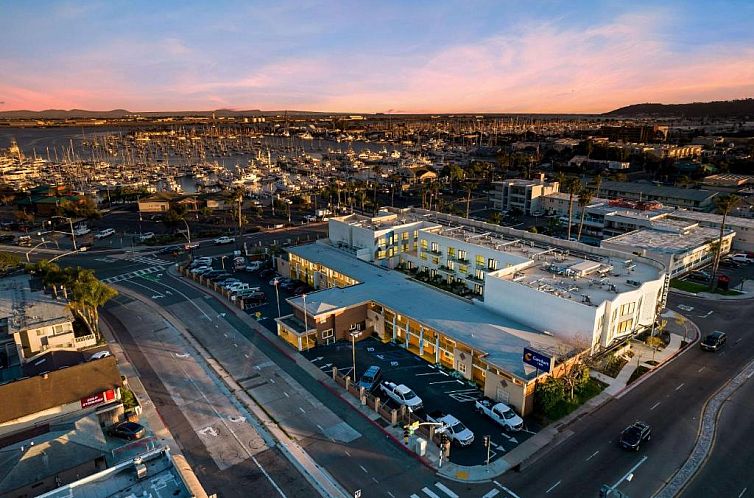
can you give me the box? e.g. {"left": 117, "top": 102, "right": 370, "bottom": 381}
{"left": 287, "top": 242, "right": 577, "bottom": 380}
{"left": 599, "top": 181, "right": 718, "bottom": 203}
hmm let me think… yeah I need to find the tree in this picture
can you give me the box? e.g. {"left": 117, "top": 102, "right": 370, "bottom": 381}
{"left": 710, "top": 194, "right": 741, "bottom": 288}
{"left": 0, "top": 252, "right": 20, "bottom": 272}
{"left": 562, "top": 177, "right": 581, "bottom": 240}
{"left": 576, "top": 188, "right": 594, "bottom": 242}
{"left": 535, "top": 377, "right": 565, "bottom": 414}
{"left": 488, "top": 211, "right": 502, "bottom": 225}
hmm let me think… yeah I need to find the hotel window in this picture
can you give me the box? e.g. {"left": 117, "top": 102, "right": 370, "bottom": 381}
{"left": 430, "top": 241, "right": 439, "bottom": 253}
{"left": 322, "top": 329, "right": 334, "bottom": 339}
{"left": 447, "top": 260, "right": 455, "bottom": 270}
{"left": 432, "top": 256, "right": 440, "bottom": 265}
{"left": 377, "top": 237, "right": 386, "bottom": 247}
{"left": 402, "top": 231, "right": 409, "bottom": 240}
{"left": 617, "top": 319, "right": 634, "bottom": 333}
{"left": 421, "top": 239, "right": 428, "bottom": 250}
{"left": 420, "top": 252, "right": 427, "bottom": 260}
{"left": 475, "top": 269, "right": 484, "bottom": 280}
{"left": 458, "top": 250, "right": 468, "bottom": 261}
{"left": 448, "top": 247, "right": 455, "bottom": 258}
{"left": 413, "top": 230, "right": 419, "bottom": 240}
{"left": 488, "top": 258, "right": 498, "bottom": 270}
{"left": 476, "top": 255, "right": 484, "bottom": 266}
{"left": 460, "top": 264, "right": 468, "bottom": 273}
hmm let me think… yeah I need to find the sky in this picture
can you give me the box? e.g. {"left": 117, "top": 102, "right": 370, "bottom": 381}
{"left": 1, "top": 0, "right": 754, "bottom": 113}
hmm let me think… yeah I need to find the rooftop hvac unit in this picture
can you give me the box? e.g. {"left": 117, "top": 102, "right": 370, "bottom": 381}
{"left": 135, "top": 462, "right": 148, "bottom": 479}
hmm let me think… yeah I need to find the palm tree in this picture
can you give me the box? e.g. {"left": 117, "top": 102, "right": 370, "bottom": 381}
{"left": 710, "top": 194, "right": 741, "bottom": 288}
{"left": 563, "top": 177, "right": 581, "bottom": 240}
{"left": 576, "top": 188, "right": 594, "bottom": 242}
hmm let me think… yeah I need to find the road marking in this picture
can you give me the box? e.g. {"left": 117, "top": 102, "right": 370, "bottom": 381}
{"left": 298, "top": 407, "right": 305, "bottom": 414}
{"left": 747, "top": 371, "right": 754, "bottom": 379}
{"left": 244, "top": 354, "right": 249, "bottom": 359}
{"left": 736, "top": 338, "right": 742, "bottom": 344}
{"left": 498, "top": 485, "right": 522, "bottom": 498}
{"left": 739, "top": 487, "right": 747, "bottom": 498}
{"left": 611, "top": 456, "right": 648, "bottom": 490}
{"left": 252, "top": 455, "right": 287, "bottom": 498}
{"left": 410, "top": 495, "right": 421, "bottom": 498}
{"left": 416, "top": 372, "right": 444, "bottom": 376}
{"left": 344, "top": 450, "right": 351, "bottom": 457}
{"left": 283, "top": 391, "right": 289, "bottom": 398}
{"left": 434, "top": 482, "right": 459, "bottom": 497}
{"left": 387, "top": 493, "right": 396, "bottom": 498}
{"left": 500, "top": 433, "right": 519, "bottom": 444}
{"left": 699, "top": 366, "right": 706, "bottom": 373}
{"left": 650, "top": 401, "right": 661, "bottom": 410}
{"left": 269, "top": 378, "right": 275, "bottom": 383}
{"left": 359, "top": 465, "right": 368, "bottom": 474}
{"left": 371, "top": 477, "right": 379, "bottom": 484}
{"left": 675, "top": 383, "right": 685, "bottom": 391}
{"left": 545, "top": 481, "right": 561, "bottom": 494}
{"left": 482, "top": 490, "right": 500, "bottom": 498}
{"left": 316, "top": 424, "right": 324, "bottom": 432}
{"left": 422, "top": 487, "right": 441, "bottom": 498}
{"left": 586, "top": 450, "right": 599, "bottom": 461}
{"left": 697, "top": 310, "right": 714, "bottom": 318}
{"left": 429, "top": 380, "right": 461, "bottom": 385}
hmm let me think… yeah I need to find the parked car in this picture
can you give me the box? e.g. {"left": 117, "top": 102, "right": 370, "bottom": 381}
{"left": 202, "top": 270, "right": 224, "bottom": 279}
{"left": 156, "top": 245, "right": 182, "bottom": 255}
{"left": 356, "top": 365, "right": 382, "bottom": 392}
{"left": 730, "top": 253, "right": 754, "bottom": 264}
{"left": 138, "top": 232, "right": 155, "bottom": 242}
{"left": 17, "top": 235, "right": 32, "bottom": 247}
{"left": 190, "top": 266, "right": 211, "bottom": 275}
{"left": 720, "top": 258, "right": 741, "bottom": 269}
{"left": 108, "top": 421, "right": 146, "bottom": 441}
{"left": 209, "top": 273, "right": 232, "bottom": 281}
{"left": 688, "top": 270, "right": 711, "bottom": 283}
{"left": 426, "top": 410, "right": 474, "bottom": 446}
{"left": 619, "top": 421, "right": 651, "bottom": 451}
{"left": 94, "top": 228, "right": 115, "bottom": 239}
{"left": 700, "top": 331, "right": 727, "bottom": 351}
{"left": 379, "top": 381, "right": 423, "bottom": 412}
{"left": 88, "top": 351, "right": 112, "bottom": 361}
{"left": 245, "top": 261, "right": 264, "bottom": 272}
{"left": 475, "top": 398, "right": 524, "bottom": 431}
{"left": 214, "top": 236, "right": 235, "bottom": 245}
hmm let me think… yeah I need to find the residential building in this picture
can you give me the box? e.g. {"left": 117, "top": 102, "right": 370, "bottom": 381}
{"left": 490, "top": 174, "right": 560, "bottom": 214}
{"left": 568, "top": 156, "right": 630, "bottom": 171}
{"left": 597, "top": 180, "right": 718, "bottom": 210}
{"left": 277, "top": 208, "right": 667, "bottom": 415}
{"left": 0, "top": 276, "right": 96, "bottom": 364}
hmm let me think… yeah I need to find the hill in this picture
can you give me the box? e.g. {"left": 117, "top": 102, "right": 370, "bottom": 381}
{"left": 605, "top": 99, "right": 754, "bottom": 118}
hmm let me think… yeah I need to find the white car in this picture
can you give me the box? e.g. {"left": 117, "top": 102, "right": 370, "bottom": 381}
{"left": 190, "top": 266, "right": 211, "bottom": 274}
{"left": 94, "top": 228, "right": 115, "bottom": 239}
{"left": 139, "top": 232, "right": 155, "bottom": 241}
{"left": 475, "top": 399, "right": 524, "bottom": 431}
{"left": 379, "top": 381, "right": 423, "bottom": 412}
{"left": 89, "top": 351, "right": 112, "bottom": 361}
{"left": 214, "top": 236, "right": 235, "bottom": 245}
{"left": 730, "top": 253, "right": 753, "bottom": 264}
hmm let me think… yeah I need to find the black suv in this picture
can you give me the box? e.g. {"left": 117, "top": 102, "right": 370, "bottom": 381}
{"left": 701, "top": 331, "right": 727, "bottom": 351}
{"left": 619, "top": 421, "right": 651, "bottom": 451}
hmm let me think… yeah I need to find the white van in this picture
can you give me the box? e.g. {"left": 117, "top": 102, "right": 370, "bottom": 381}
{"left": 95, "top": 228, "right": 115, "bottom": 239}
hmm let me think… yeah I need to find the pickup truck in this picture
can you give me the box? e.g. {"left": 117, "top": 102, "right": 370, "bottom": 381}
{"left": 379, "top": 381, "right": 423, "bottom": 412}
{"left": 475, "top": 399, "right": 524, "bottom": 431}
{"left": 426, "top": 410, "right": 474, "bottom": 446}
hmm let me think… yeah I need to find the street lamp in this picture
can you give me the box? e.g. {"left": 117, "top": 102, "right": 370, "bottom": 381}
{"left": 25, "top": 239, "right": 50, "bottom": 262}
{"left": 48, "top": 247, "right": 86, "bottom": 263}
{"left": 350, "top": 330, "right": 362, "bottom": 382}
{"left": 47, "top": 217, "right": 77, "bottom": 251}
{"left": 220, "top": 255, "right": 227, "bottom": 271}
{"left": 302, "top": 293, "right": 309, "bottom": 332}
{"left": 273, "top": 279, "right": 281, "bottom": 317}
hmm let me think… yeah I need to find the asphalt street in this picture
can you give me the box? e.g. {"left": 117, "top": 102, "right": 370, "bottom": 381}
{"left": 495, "top": 293, "right": 754, "bottom": 498}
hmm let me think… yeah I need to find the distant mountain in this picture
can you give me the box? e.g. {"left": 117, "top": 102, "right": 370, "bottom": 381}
{"left": 0, "top": 108, "right": 271, "bottom": 119}
{"left": 605, "top": 99, "right": 754, "bottom": 118}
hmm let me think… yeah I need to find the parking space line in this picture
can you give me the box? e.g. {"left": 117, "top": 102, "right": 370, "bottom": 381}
{"left": 429, "top": 380, "right": 460, "bottom": 385}
{"left": 482, "top": 490, "right": 500, "bottom": 498}
{"left": 650, "top": 401, "right": 661, "bottom": 411}
{"left": 545, "top": 481, "right": 561, "bottom": 494}
{"left": 586, "top": 450, "right": 599, "bottom": 461}
{"left": 359, "top": 465, "right": 368, "bottom": 473}
{"left": 675, "top": 383, "right": 684, "bottom": 391}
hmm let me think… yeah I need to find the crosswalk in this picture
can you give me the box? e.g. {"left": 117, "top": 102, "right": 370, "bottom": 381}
{"left": 123, "top": 255, "right": 171, "bottom": 266}
{"left": 409, "top": 482, "right": 501, "bottom": 498}
{"left": 102, "top": 266, "right": 165, "bottom": 284}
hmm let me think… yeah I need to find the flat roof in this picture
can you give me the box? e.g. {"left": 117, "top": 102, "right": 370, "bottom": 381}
{"left": 0, "top": 276, "right": 73, "bottom": 335}
{"left": 670, "top": 209, "right": 754, "bottom": 228}
{"left": 599, "top": 181, "right": 717, "bottom": 202}
{"left": 602, "top": 225, "right": 730, "bottom": 254}
{"left": 287, "top": 242, "right": 577, "bottom": 380}
{"left": 332, "top": 211, "right": 436, "bottom": 232}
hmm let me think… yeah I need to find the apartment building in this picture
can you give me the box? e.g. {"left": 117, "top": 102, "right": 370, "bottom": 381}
{"left": 597, "top": 180, "right": 717, "bottom": 210}
{"left": 277, "top": 208, "right": 667, "bottom": 414}
{"left": 0, "top": 276, "right": 96, "bottom": 365}
{"left": 490, "top": 174, "right": 560, "bottom": 215}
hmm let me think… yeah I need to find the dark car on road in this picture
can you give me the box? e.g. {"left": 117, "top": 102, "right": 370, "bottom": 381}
{"left": 701, "top": 331, "right": 727, "bottom": 351}
{"left": 108, "top": 421, "right": 146, "bottom": 441}
{"left": 619, "top": 421, "right": 651, "bottom": 451}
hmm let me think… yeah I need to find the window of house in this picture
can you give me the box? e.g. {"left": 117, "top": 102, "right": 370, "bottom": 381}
{"left": 402, "top": 231, "right": 409, "bottom": 240}
{"left": 475, "top": 269, "right": 484, "bottom": 280}
{"left": 377, "top": 237, "right": 386, "bottom": 247}
{"left": 488, "top": 258, "right": 498, "bottom": 270}
{"left": 458, "top": 250, "right": 467, "bottom": 261}
{"left": 457, "top": 362, "right": 467, "bottom": 374}
{"left": 448, "top": 247, "right": 455, "bottom": 258}
{"left": 617, "top": 318, "right": 634, "bottom": 333}
{"left": 322, "top": 329, "right": 334, "bottom": 339}
{"left": 37, "top": 329, "right": 46, "bottom": 336}
{"left": 54, "top": 324, "right": 64, "bottom": 333}
{"left": 447, "top": 260, "right": 455, "bottom": 270}
{"left": 420, "top": 239, "right": 428, "bottom": 250}
{"left": 430, "top": 241, "right": 439, "bottom": 253}
{"left": 476, "top": 255, "right": 484, "bottom": 266}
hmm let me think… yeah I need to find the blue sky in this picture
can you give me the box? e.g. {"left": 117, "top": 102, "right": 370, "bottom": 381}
{"left": 1, "top": 1, "right": 753, "bottom": 112}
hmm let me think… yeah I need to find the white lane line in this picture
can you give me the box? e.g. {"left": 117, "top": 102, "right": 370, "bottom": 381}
{"left": 344, "top": 450, "right": 351, "bottom": 456}
{"left": 699, "top": 366, "right": 706, "bottom": 373}
{"left": 429, "top": 380, "right": 462, "bottom": 385}
{"left": 298, "top": 407, "right": 305, "bottom": 414}
{"left": 498, "top": 485, "right": 522, "bottom": 498}
{"left": 435, "top": 482, "right": 459, "bottom": 498}
{"left": 736, "top": 338, "right": 743, "bottom": 344}
{"left": 482, "top": 490, "right": 501, "bottom": 498}
{"left": 422, "top": 488, "right": 441, "bottom": 498}
{"left": 410, "top": 495, "right": 420, "bottom": 498}
{"left": 244, "top": 353, "right": 249, "bottom": 359}
{"left": 150, "top": 274, "right": 213, "bottom": 320}
{"left": 650, "top": 401, "right": 661, "bottom": 410}
{"left": 316, "top": 424, "right": 324, "bottom": 432}
{"left": 359, "top": 465, "right": 368, "bottom": 474}
{"left": 747, "top": 371, "right": 754, "bottom": 380}
{"left": 416, "top": 372, "right": 444, "bottom": 376}
{"left": 387, "top": 493, "right": 396, "bottom": 498}
{"left": 586, "top": 450, "right": 599, "bottom": 461}
{"left": 739, "top": 487, "right": 747, "bottom": 498}
{"left": 252, "top": 456, "right": 287, "bottom": 498}
{"left": 283, "top": 391, "right": 289, "bottom": 398}
{"left": 675, "top": 383, "right": 685, "bottom": 391}
{"left": 371, "top": 477, "right": 379, "bottom": 484}
{"left": 545, "top": 481, "right": 561, "bottom": 494}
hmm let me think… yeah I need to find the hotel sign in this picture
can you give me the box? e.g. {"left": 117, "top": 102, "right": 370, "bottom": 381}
{"left": 523, "top": 347, "right": 553, "bottom": 372}
{"left": 80, "top": 389, "right": 115, "bottom": 409}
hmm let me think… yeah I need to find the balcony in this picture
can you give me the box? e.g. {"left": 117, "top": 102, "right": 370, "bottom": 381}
{"left": 467, "top": 274, "right": 484, "bottom": 283}
{"left": 437, "top": 265, "right": 456, "bottom": 274}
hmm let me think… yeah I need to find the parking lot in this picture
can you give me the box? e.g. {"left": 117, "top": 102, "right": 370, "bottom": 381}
{"left": 302, "top": 337, "right": 540, "bottom": 466}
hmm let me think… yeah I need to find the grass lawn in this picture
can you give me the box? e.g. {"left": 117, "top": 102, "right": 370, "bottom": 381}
{"left": 670, "top": 279, "right": 742, "bottom": 296}
{"left": 542, "top": 378, "right": 607, "bottom": 422}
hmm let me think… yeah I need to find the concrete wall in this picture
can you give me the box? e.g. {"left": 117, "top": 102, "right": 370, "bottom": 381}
{"left": 315, "top": 303, "right": 370, "bottom": 342}
{"left": 483, "top": 369, "right": 528, "bottom": 415}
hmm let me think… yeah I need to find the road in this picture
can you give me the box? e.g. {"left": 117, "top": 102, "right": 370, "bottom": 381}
{"left": 46, "top": 242, "right": 506, "bottom": 498}
{"left": 496, "top": 293, "right": 754, "bottom": 498}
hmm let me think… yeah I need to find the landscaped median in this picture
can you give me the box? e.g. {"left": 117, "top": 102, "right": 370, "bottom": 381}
{"left": 670, "top": 278, "right": 743, "bottom": 296}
